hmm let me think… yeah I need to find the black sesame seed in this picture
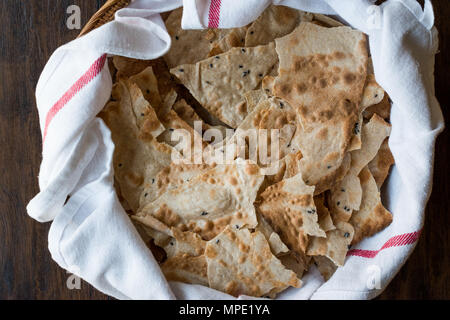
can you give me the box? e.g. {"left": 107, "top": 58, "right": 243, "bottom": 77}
{"left": 169, "top": 128, "right": 174, "bottom": 132}
{"left": 241, "top": 38, "right": 244, "bottom": 43}
{"left": 348, "top": 245, "right": 352, "bottom": 249}
{"left": 216, "top": 239, "right": 220, "bottom": 244}
{"left": 175, "top": 36, "right": 179, "bottom": 40}
{"left": 146, "top": 89, "right": 150, "bottom": 94}
{"left": 210, "top": 40, "right": 213, "bottom": 44}
{"left": 235, "top": 225, "right": 240, "bottom": 229}
{"left": 215, "top": 56, "right": 220, "bottom": 59}
{"left": 141, "top": 113, "right": 145, "bottom": 116}
{"left": 250, "top": 31, "right": 254, "bottom": 35}
{"left": 344, "top": 232, "right": 350, "bottom": 238}
{"left": 206, "top": 80, "right": 211, "bottom": 85}
{"left": 238, "top": 65, "right": 243, "bottom": 68}
{"left": 209, "top": 63, "right": 213, "bottom": 68}
{"left": 241, "top": 48, "right": 246, "bottom": 53}
{"left": 170, "top": 242, "right": 174, "bottom": 246}
{"left": 280, "top": 102, "right": 284, "bottom": 108}
{"left": 374, "top": 94, "right": 378, "bottom": 98}
{"left": 259, "top": 73, "right": 263, "bottom": 77}
{"left": 201, "top": 211, "right": 208, "bottom": 216}
{"left": 354, "top": 122, "right": 360, "bottom": 134}
{"left": 265, "top": 89, "right": 270, "bottom": 92}
{"left": 287, "top": 143, "right": 291, "bottom": 148}
{"left": 151, "top": 179, "right": 155, "bottom": 184}
{"left": 337, "top": 201, "right": 340, "bottom": 206}
{"left": 327, "top": 165, "right": 332, "bottom": 169}
{"left": 179, "top": 68, "right": 184, "bottom": 72}
{"left": 341, "top": 188, "right": 345, "bottom": 192}
{"left": 144, "top": 193, "right": 148, "bottom": 197}
{"left": 118, "top": 163, "right": 123, "bottom": 167}
{"left": 343, "top": 206, "right": 348, "bottom": 211}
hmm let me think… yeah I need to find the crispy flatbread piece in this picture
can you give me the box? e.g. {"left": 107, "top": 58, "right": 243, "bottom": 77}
{"left": 136, "top": 160, "right": 264, "bottom": 240}
{"left": 255, "top": 214, "right": 290, "bottom": 256}
{"left": 368, "top": 138, "right": 395, "bottom": 189}
{"left": 161, "top": 254, "right": 209, "bottom": 286}
{"left": 273, "top": 22, "right": 368, "bottom": 194}
{"left": 313, "top": 255, "right": 337, "bottom": 281}
{"left": 349, "top": 167, "right": 393, "bottom": 244}
{"left": 164, "top": 228, "right": 206, "bottom": 259}
{"left": 100, "top": 82, "right": 174, "bottom": 212}
{"left": 139, "top": 162, "right": 212, "bottom": 207}
{"left": 307, "top": 221, "right": 354, "bottom": 266}
{"left": 164, "top": 8, "right": 247, "bottom": 68}
{"left": 257, "top": 173, "right": 326, "bottom": 263}
{"left": 205, "top": 227, "right": 301, "bottom": 297}
{"left": 170, "top": 43, "right": 278, "bottom": 128}
{"left": 363, "top": 93, "right": 391, "bottom": 120}
{"left": 245, "top": 5, "right": 311, "bottom": 47}
{"left": 328, "top": 114, "right": 391, "bottom": 222}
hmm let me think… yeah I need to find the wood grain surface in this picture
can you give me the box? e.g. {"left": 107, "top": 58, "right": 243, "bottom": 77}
{"left": 0, "top": 0, "right": 448, "bottom": 300}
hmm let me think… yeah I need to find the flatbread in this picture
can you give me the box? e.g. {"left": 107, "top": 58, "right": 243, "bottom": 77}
{"left": 245, "top": 5, "right": 311, "bottom": 47}
{"left": 363, "top": 93, "right": 391, "bottom": 120}
{"left": 136, "top": 160, "right": 264, "bottom": 240}
{"left": 349, "top": 167, "right": 393, "bottom": 244}
{"left": 100, "top": 82, "right": 175, "bottom": 212}
{"left": 161, "top": 254, "right": 209, "bottom": 286}
{"left": 229, "top": 97, "right": 298, "bottom": 173}
{"left": 348, "top": 72, "right": 384, "bottom": 152}
{"left": 328, "top": 169, "right": 363, "bottom": 223}
{"left": 113, "top": 57, "right": 175, "bottom": 100}
{"left": 243, "top": 89, "right": 266, "bottom": 114}
{"left": 128, "top": 67, "right": 162, "bottom": 112}
{"left": 118, "top": 80, "right": 165, "bottom": 138}
{"left": 164, "top": 228, "right": 206, "bottom": 259}
{"left": 307, "top": 221, "right": 354, "bottom": 266}
{"left": 350, "top": 114, "right": 391, "bottom": 175}
{"left": 208, "top": 26, "right": 249, "bottom": 56}
{"left": 139, "top": 162, "right": 212, "bottom": 207}
{"left": 313, "top": 255, "right": 337, "bottom": 281}
{"left": 255, "top": 214, "right": 290, "bottom": 256}
{"left": 368, "top": 138, "right": 395, "bottom": 189}
{"left": 205, "top": 227, "right": 301, "bottom": 297}
{"left": 172, "top": 99, "right": 228, "bottom": 142}
{"left": 257, "top": 173, "right": 326, "bottom": 263}
{"left": 157, "top": 109, "right": 208, "bottom": 160}
{"left": 170, "top": 43, "right": 278, "bottom": 128}
{"left": 113, "top": 56, "right": 153, "bottom": 79}
{"left": 314, "top": 194, "right": 335, "bottom": 232}
{"left": 328, "top": 114, "right": 391, "bottom": 222}
{"left": 360, "top": 74, "right": 385, "bottom": 110}
{"left": 164, "top": 8, "right": 246, "bottom": 68}
{"left": 312, "top": 14, "right": 345, "bottom": 27}
{"left": 273, "top": 22, "right": 368, "bottom": 194}
{"left": 279, "top": 253, "right": 308, "bottom": 279}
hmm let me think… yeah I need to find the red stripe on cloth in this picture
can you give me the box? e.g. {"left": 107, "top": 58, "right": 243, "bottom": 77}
{"left": 347, "top": 230, "right": 422, "bottom": 258}
{"left": 42, "top": 54, "right": 108, "bottom": 143}
{"left": 208, "top": 0, "right": 222, "bottom": 28}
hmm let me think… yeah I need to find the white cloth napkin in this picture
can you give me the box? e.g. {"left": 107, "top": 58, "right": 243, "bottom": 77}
{"left": 27, "top": 0, "right": 444, "bottom": 300}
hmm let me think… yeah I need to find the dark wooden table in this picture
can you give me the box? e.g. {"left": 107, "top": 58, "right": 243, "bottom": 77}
{"left": 0, "top": 0, "right": 448, "bottom": 300}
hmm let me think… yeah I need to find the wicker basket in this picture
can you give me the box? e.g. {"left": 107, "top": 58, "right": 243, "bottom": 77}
{"left": 78, "top": 0, "right": 131, "bottom": 37}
